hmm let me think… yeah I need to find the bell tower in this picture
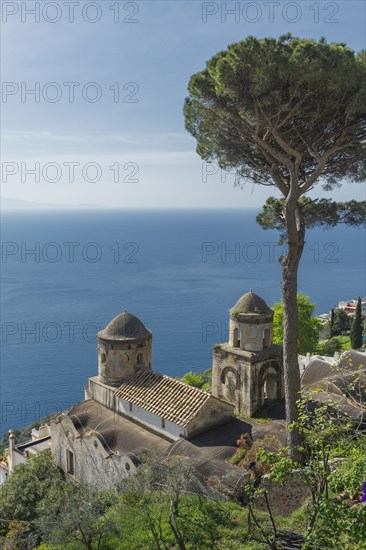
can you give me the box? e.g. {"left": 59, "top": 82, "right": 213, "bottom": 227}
{"left": 212, "top": 290, "right": 284, "bottom": 416}
{"left": 97, "top": 310, "right": 152, "bottom": 387}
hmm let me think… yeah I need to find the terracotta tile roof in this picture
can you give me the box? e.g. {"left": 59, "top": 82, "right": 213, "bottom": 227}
{"left": 114, "top": 369, "right": 212, "bottom": 426}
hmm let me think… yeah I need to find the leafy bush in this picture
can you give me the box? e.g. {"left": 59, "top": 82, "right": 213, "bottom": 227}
{"left": 182, "top": 371, "right": 205, "bottom": 388}
{"left": 272, "top": 294, "right": 319, "bottom": 354}
{"left": 315, "top": 335, "right": 351, "bottom": 356}
{"left": 0, "top": 451, "right": 63, "bottom": 526}
{"left": 229, "top": 434, "right": 282, "bottom": 472}
{"left": 230, "top": 448, "right": 247, "bottom": 465}
{"left": 244, "top": 435, "right": 282, "bottom": 467}
{"left": 182, "top": 370, "right": 212, "bottom": 391}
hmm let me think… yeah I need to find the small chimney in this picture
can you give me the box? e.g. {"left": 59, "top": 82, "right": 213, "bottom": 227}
{"left": 8, "top": 430, "right": 15, "bottom": 474}
{"left": 38, "top": 425, "right": 50, "bottom": 439}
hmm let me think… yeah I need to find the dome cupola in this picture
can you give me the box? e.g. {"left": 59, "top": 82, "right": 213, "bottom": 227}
{"left": 229, "top": 290, "right": 274, "bottom": 352}
{"left": 230, "top": 290, "right": 270, "bottom": 315}
{"left": 98, "top": 311, "right": 151, "bottom": 341}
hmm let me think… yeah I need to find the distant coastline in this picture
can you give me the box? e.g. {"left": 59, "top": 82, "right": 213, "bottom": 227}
{"left": 1, "top": 197, "right": 103, "bottom": 210}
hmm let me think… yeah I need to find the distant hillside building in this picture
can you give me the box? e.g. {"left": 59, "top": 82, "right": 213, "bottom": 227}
{"left": 212, "top": 290, "right": 285, "bottom": 416}
{"left": 338, "top": 298, "right": 366, "bottom": 316}
{"left": 0, "top": 426, "right": 51, "bottom": 485}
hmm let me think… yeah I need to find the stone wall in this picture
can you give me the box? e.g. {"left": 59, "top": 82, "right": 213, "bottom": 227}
{"left": 119, "top": 397, "right": 184, "bottom": 440}
{"left": 185, "top": 396, "right": 234, "bottom": 438}
{"left": 98, "top": 336, "right": 152, "bottom": 387}
{"left": 229, "top": 317, "right": 274, "bottom": 352}
{"left": 254, "top": 473, "right": 311, "bottom": 516}
{"left": 212, "top": 344, "right": 284, "bottom": 417}
{"left": 51, "top": 416, "right": 135, "bottom": 489}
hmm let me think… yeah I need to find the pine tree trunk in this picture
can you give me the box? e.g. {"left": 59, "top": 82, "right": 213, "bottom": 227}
{"left": 281, "top": 191, "right": 305, "bottom": 463}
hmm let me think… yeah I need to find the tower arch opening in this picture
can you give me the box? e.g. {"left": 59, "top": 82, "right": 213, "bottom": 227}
{"left": 262, "top": 373, "right": 277, "bottom": 401}
{"left": 258, "top": 361, "right": 281, "bottom": 406}
{"left": 233, "top": 327, "right": 239, "bottom": 347}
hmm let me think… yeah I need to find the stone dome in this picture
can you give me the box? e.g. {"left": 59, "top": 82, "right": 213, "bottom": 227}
{"left": 230, "top": 290, "right": 270, "bottom": 315}
{"left": 98, "top": 311, "right": 151, "bottom": 341}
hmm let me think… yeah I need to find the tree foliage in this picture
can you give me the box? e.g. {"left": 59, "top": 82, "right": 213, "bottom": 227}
{"left": 272, "top": 293, "right": 319, "bottom": 354}
{"left": 182, "top": 371, "right": 205, "bottom": 389}
{"left": 1, "top": 432, "right": 366, "bottom": 549}
{"left": 254, "top": 397, "right": 366, "bottom": 549}
{"left": 350, "top": 297, "right": 363, "bottom": 349}
{"left": 331, "top": 308, "right": 350, "bottom": 336}
{"left": 184, "top": 34, "right": 366, "bottom": 460}
{"left": 0, "top": 451, "right": 63, "bottom": 527}
{"left": 37, "top": 481, "right": 117, "bottom": 550}
{"left": 315, "top": 336, "right": 349, "bottom": 356}
{"left": 117, "top": 454, "right": 215, "bottom": 550}
{"left": 184, "top": 35, "right": 366, "bottom": 190}
{"left": 257, "top": 196, "right": 366, "bottom": 240}
{"left": 330, "top": 308, "right": 335, "bottom": 337}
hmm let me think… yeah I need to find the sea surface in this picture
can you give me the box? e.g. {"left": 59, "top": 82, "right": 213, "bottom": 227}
{"left": 1, "top": 209, "right": 365, "bottom": 433}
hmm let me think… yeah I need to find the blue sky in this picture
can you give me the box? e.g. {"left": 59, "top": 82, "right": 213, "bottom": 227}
{"left": 1, "top": 0, "right": 366, "bottom": 208}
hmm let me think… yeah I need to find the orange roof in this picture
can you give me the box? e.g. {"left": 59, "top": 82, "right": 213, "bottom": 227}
{"left": 114, "top": 369, "right": 213, "bottom": 426}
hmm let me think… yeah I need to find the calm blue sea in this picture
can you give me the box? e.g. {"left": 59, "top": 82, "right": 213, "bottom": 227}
{"left": 1, "top": 209, "right": 365, "bottom": 433}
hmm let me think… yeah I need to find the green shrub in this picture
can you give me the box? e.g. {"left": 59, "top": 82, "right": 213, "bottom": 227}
{"left": 230, "top": 448, "right": 247, "bottom": 465}
{"left": 182, "top": 371, "right": 205, "bottom": 388}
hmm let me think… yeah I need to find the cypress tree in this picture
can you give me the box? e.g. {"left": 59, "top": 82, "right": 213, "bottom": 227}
{"left": 333, "top": 308, "right": 350, "bottom": 335}
{"left": 330, "top": 308, "right": 335, "bottom": 337}
{"left": 350, "top": 297, "right": 363, "bottom": 349}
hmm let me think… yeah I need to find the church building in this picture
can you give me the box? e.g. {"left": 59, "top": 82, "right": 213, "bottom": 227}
{"left": 51, "top": 291, "right": 284, "bottom": 487}
{"left": 51, "top": 310, "right": 234, "bottom": 487}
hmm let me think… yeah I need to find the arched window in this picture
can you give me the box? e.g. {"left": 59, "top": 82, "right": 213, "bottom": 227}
{"left": 263, "top": 328, "right": 270, "bottom": 349}
{"left": 262, "top": 374, "right": 277, "bottom": 400}
{"left": 66, "top": 449, "right": 74, "bottom": 475}
{"left": 233, "top": 327, "right": 240, "bottom": 347}
{"left": 137, "top": 353, "right": 143, "bottom": 364}
{"left": 101, "top": 353, "right": 106, "bottom": 363}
